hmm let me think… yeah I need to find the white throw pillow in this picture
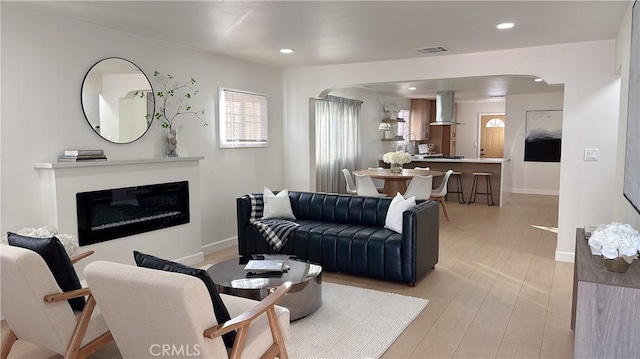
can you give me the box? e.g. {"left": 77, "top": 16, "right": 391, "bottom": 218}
{"left": 262, "top": 187, "right": 296, "bottom": 220}
{"left": 384, "top": 192, "right": 416, "bottom": 234}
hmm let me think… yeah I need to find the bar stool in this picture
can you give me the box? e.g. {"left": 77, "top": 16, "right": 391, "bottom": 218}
{"left": 445, "top": 171, "right": 465, "bottom": 203}
{"left": 469, "top": 172, "right": 495, "bottom": 206}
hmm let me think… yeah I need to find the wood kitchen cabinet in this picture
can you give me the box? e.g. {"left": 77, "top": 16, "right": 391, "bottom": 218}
{"left": 410, "top": 98, "right": 457, "bottom": 155}
{"left": 429, "top": 124, "right": 456, "bottom": 156}
{"left": 409, "top": 99, "right": 435, "bottom": 140}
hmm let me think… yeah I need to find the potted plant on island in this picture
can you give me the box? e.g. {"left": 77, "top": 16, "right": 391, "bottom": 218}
{"left": 136, "top": 71, "right": 207, "bottom": 157}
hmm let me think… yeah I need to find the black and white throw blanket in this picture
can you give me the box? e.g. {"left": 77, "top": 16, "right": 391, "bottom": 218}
{"left": 247, "top": 193, "right": 299, "bottom": 251}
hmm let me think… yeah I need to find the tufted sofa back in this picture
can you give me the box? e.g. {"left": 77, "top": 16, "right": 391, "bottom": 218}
{"left": 237, "top": 191, "right": 393, "bottom": 227}
{"left": 287, "top": 191, "right": 391, "bottom": 227}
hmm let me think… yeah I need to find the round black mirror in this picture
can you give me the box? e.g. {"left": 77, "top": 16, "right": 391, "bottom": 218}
{"left": 81, "top": 58, "right": 154, "bottom": 143}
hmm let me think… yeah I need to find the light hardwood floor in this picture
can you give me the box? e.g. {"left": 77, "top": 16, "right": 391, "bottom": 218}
{"left": 1, "top": 194, "right": 573, "bottom": 358}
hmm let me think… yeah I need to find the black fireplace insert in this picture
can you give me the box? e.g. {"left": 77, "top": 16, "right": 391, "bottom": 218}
{"left": 76, "top": 181, "right": 190, "bottom": 246}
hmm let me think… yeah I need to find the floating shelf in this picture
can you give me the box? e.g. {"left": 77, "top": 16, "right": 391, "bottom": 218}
{"left": 381, "top": 138, "right": 406, "bottom": 142}
{"left": 381, "top": 118, "right": 406, "bottom": 123}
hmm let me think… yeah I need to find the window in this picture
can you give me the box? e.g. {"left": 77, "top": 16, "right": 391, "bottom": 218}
{"left": 218, "top": 88, "right": 268, "bottom": 148}
{"left": 485, "top": 118, "right": 505, "bottom": 128}
{"left": 397, "top": 109, "right": 411, "bottom": 139}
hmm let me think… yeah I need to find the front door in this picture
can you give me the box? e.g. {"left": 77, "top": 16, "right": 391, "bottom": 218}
{"left": 480, "top": 114, "right": 505, "bottom": 158}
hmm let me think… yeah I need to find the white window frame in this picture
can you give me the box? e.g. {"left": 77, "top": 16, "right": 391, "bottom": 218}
{"left": 485, "top": 118, "right": 506, "bottom": 128}
{"left": 218, "top": 87, "right": 268, "bottom": 148}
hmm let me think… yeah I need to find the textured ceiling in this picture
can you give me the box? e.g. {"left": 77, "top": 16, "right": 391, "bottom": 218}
{"left": 19, "top": 1, "right": 630, "bottom": 99}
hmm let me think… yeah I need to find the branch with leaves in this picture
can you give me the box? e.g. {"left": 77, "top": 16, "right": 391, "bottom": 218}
{"left": 136, "top": 71, "right": 208, "bottom": 130}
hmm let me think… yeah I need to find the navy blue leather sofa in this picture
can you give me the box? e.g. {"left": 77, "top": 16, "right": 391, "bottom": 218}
{"left": 237, "top": 191, "right": 439, "bottom": 286}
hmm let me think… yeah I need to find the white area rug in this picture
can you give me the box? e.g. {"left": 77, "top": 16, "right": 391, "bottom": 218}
{"left": 286, "top": 282, "right": 429, "bottom": 359}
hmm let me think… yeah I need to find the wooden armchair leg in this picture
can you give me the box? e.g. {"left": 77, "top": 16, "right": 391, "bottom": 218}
{"left": 77, "top": 332, "right": 113, "bottom": 359}
{"left": 1, "top": 329, "right": 17, "bottom": 359}
{"left": 65, "top": 295, "right": 97, "bottom": 359}
{"left": 265, "top": 307, "right": 288, "bottom": 359}
{"left": 229, "top": 326, "right": 249, "bottom": 359}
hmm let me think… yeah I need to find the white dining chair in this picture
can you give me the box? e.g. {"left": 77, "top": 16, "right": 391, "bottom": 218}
{"left": 354, "top": 174, "right": 386, "bottom": 197}
{"left": 367, "top": 167, "right": 386, "bottom": 192}
{"left": 430, "top": 170, "right": 454, "bottom": 221}
{"left": 414, "top": 166, "right": 430, "bottom": 171}
{"left": 404, "top": 175, "right": 433, "bottom": 200}
{"left": 341, "top": 169, "right": 358, "bottom": 195}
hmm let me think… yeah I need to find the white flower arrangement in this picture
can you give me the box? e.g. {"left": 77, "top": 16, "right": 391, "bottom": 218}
{"left": 383, "top": 103, "right": 400, "bottom": 113}
{"left": 382, "top": 151, "right": 412, "bottom": 165}
{"left": 0, "top": 225, "right": 79, "bottom": 256}
{"left": 588, "top": 222, "right": 640, "bottom": 263}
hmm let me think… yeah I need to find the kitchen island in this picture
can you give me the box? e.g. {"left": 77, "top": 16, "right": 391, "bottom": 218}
{"left": 379, "top": 157, "right": 511, "bottom": 206}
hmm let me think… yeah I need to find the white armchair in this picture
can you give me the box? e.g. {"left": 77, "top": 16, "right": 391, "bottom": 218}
{"left": 0, "top": 245, "right": 112, "bottom": 359}
{"left": 84, "top": 261, "right": 291, "bottom": 359}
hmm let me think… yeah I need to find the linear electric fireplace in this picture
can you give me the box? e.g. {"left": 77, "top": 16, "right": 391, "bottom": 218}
{"left": 76, "top": 181, "right": 190, "bottom": 246}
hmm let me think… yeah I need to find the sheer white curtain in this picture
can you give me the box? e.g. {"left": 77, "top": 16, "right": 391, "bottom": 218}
{"left": 315, "top": 95, "right": 361, "bottom": 193}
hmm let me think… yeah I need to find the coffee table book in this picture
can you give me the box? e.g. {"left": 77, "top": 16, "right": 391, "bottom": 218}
{"left": 244, "top": 260, "right": 289, "bottom": 273}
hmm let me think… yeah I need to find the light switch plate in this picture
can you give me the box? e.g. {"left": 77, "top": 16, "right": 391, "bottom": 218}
{"left": 584, "top": 148, "right": 599, "bottom": 161}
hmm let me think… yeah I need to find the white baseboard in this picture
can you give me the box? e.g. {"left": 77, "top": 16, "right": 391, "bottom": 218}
{"left": 175, "top": 251, "right": 205, "bottom": 265}
{"left": 509, "top": 188, "right": 560, "bottom": 196}
{"left": 555, "top": 250, "right": 575, "bottom": 263}
{"left": 202, "top": 237, "right": 237, "bottom": 255}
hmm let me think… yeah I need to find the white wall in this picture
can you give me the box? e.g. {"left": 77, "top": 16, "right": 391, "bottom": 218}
{"left": 1, "top": 4, "right": 285, "bottom": 260}
{"left": 283, "top": 40, "right": 624, "bottom": 263}
{"left": 504, "top": 93, "right": 565, "bottom": 195}
{"left": 455, "top": 101, "right": 506, "bottom": 158}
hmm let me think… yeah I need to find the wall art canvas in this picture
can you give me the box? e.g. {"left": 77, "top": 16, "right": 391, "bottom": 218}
{"left": 624, "top": 0, "right": 640, "bottom": 214}
{"left": 524, "top": 110, "right": 563, "bottom": 162}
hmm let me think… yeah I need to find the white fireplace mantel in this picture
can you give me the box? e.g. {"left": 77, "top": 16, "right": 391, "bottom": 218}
{"left": 34, "top": 156, "right": 205, "bottom": 276}
{"left": 35, "top": 156, "right": 204, "bottom": 169}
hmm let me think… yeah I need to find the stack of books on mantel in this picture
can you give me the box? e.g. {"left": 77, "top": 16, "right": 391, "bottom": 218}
{"left": 58, "top": 149, "right": 107, "bottom": 162}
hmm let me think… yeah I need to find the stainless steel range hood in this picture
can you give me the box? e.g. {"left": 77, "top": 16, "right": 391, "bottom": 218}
{"left": 430, "top": 90, "right": 461, "bottom": 125}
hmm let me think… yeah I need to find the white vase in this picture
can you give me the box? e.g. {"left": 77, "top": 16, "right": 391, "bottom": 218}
{"left": 167, "top": 127, "right": 178, "bottom": 157}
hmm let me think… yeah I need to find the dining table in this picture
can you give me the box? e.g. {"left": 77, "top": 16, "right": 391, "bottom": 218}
{"left": 353, "top": 168, "right": 443, "bottom": 197}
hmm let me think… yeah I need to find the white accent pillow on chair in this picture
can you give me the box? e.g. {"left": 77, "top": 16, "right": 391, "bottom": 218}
{"left": 262, "top": 187, "right": 296, "bottom": 220}
{"left": 384, "top": 192, "right": 416, "bottom": 234}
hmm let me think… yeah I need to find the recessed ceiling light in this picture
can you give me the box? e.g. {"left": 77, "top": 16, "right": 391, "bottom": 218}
{"left": 534, "top": 78, "right": 544, "bottom": 82}
{"left": 280, "top": 48, "right": 294, "bottom": 54}
{"left": 408, "top": 87, "right": 417, "bottom": 90}
{"left": 496, "top": 22, "right": 515, "bottom": 30}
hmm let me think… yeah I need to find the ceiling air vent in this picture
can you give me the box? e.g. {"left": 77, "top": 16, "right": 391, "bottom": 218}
{"left": 415, "top": 46, "right": 449, "bottom": 54}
